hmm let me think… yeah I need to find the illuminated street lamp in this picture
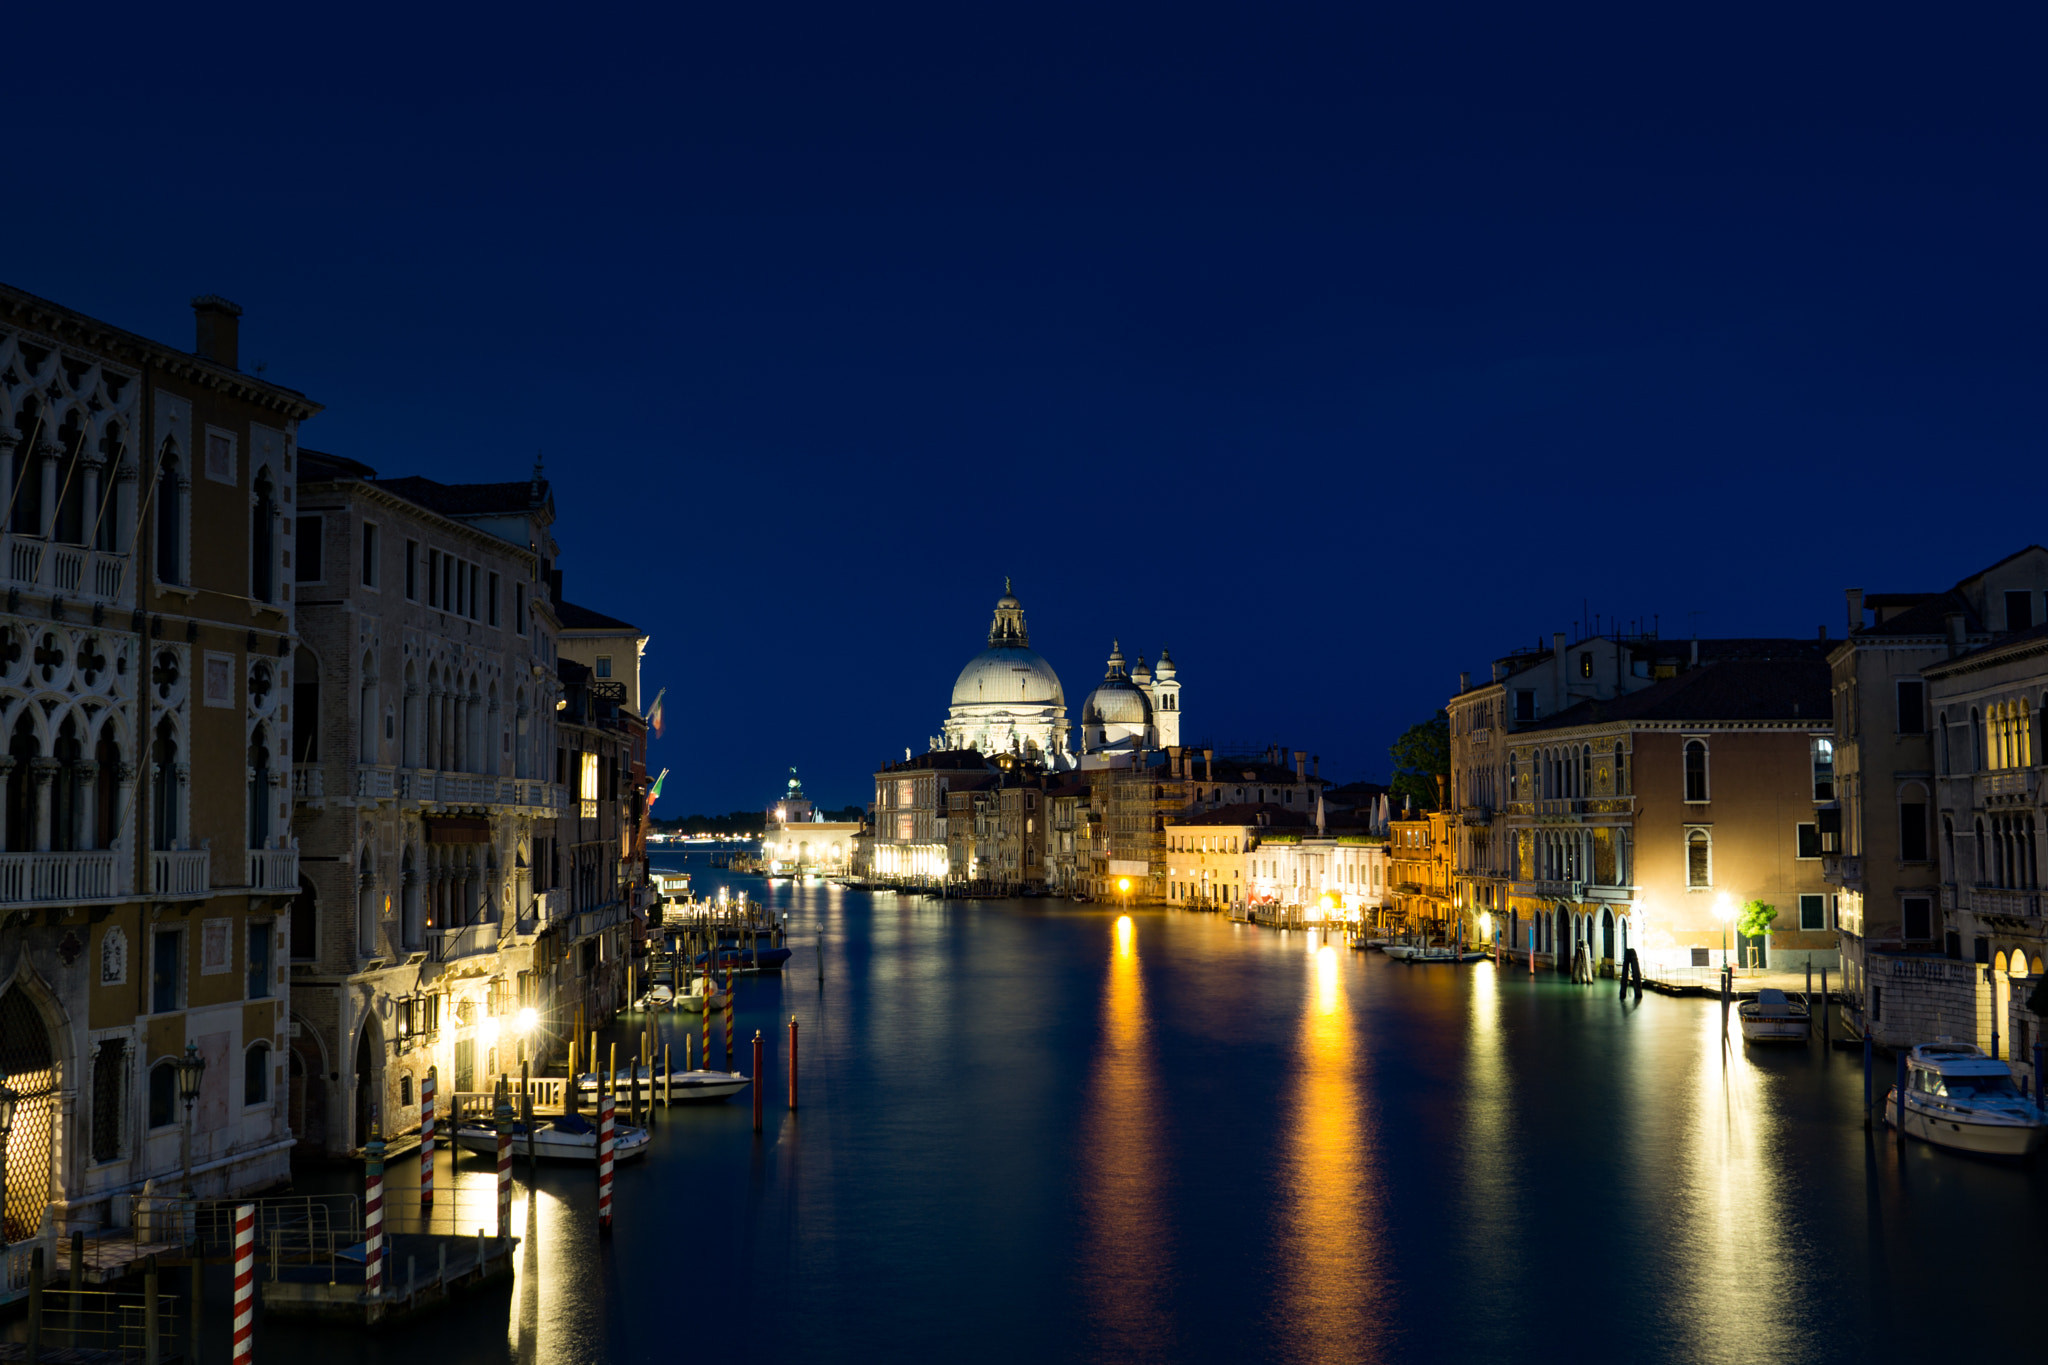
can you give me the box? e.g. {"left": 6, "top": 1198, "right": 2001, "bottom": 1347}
{"left": 1716, "top": 893, "right": 1736, "bottom": 972}
{"left": 1118, "top": 877, "right": 1130, "bottom": 915}
{"left": 174, "top": 1042, "right": 206, "bottom": 1198}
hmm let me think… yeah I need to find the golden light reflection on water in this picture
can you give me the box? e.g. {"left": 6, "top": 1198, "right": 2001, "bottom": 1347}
{"left": 1661, "top": 1004, "right": 1793, "bottom": 1363}
{"left": 1080, "top": 914, "right": 1172, "bottom": 1358}
{"left": 1460, "top": 966, "right": 1517, "bottom": 1259}
{"left": 1277, "top": 944, "right": 1383, "bottom": 1362}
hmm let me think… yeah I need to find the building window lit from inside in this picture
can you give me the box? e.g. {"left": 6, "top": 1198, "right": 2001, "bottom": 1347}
{"left": 1811, "top": 737, "right": 1834, "bottom": 800}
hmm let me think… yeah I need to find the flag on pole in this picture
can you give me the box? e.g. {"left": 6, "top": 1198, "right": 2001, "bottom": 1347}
{"left": 645, "top": 687, "right": 666, "bottom": 739}
{"left": 648, "top": 768, "right": 668, "bottom": 803}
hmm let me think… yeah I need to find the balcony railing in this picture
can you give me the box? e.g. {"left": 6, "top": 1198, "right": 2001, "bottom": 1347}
{"left": 433, "top": 918, "right": 500, "bottom": 962}
{"left": 1, "top": 535, "right": 131, "bottom": 606}
{"left": 151, "top": 848, "right": 211, "bottom": 897}
{"left": 1987, "top": 769, "right": 2037, "bottom": 799}
{"left": 1971, "top": 888, "right": 2042, "bottom": 919}
{"left": 247, "top": 848, "right": 299, "bottom": 893}
{"left": 0, "top": 849, "right": 120, "bottom": 904}
{"left": 358, "top": 766, "right": 396, "bottom": 801}
{"left": 292, "top": 764, "right": 325, "bottom": 803}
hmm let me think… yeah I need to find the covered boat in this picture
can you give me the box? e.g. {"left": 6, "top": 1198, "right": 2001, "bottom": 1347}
{"left": 453, "top": 1112, "right": 651, "bottom": 1162}
{"left": 1884, "top": 1041, "right": 2048, "bottom": 1158}
{"left": 1737, "top": 988, "right": 1811, "bottom": 1042}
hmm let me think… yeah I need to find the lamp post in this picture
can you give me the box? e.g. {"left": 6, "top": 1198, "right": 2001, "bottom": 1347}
{"left": 0, "top": 1069, "right": 18, "bottom": 1255}
{"left": 174, "top": 1043, "right": 206, "bottom": 1199}
{"left": 1716, "top": 893, "right": 1736, "bottom": 974}
{"left": 1118, "top": 877, "right": 1130, "bottom": 916}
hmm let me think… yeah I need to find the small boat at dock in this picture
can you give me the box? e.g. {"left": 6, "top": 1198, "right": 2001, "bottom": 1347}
{"left": 1737, "top": 988, "right": 1810, "bottom": 1042}
{"left": 577, "top": 1067, "right": 752, "bottom": 1103}
{"left": 1884, "top": 1041, "right": 2048, "bottom": 1158}
{"left": 674, "top": 974, "right": 730, "bottom": 1012}
{"left": 453, "top": 1113, "right": 651, "bottom": 1162}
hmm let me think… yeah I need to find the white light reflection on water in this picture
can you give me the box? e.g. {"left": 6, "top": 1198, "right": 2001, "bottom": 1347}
{"left": 1662, "top": 1002, "right": 1798, "bottom": 1364}
{"left": 1274, "top": 944, "right": 1383, "bottom": 1363}
{"left": 1079, "top": 914, "right": 1173, "bottom": 1360}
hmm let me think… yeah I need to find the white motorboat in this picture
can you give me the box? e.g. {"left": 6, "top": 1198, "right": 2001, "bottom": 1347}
{"left": 1737, "top": 988, "right": 1810, "bottom": 1042}
{"left": 636, "top": 983, "right": 676, "bottom": 1011}
{"left": 675, "top": 974, "right": 730, "bottom": 1013}
{"left": 1381, "top": 944, "right": 1419, "bottom": 961}
{"left": 576, "top": 1067, "right": 752, "bottom": 1103}
{"left": 453, "top": 1113, "right": 651, "bottom": 1162}
{"left": 1884, "top": 1041, "right": 2048, "bottom": 1158}
{"left": 1406, "top": 945, "right": 1485, "bottom": 963}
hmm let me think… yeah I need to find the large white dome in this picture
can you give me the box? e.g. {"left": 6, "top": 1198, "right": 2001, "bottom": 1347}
{"left": 952, "top": 646, "right": 1066, "bottom": 708}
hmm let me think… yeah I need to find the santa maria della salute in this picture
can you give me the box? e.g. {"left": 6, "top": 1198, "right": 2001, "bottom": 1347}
{"left": 934, "top": 581, "right": 1180, "bottom": 770}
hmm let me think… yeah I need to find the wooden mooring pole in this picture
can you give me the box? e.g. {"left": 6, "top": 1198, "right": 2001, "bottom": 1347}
{"left": 753, "top": 1031, "right": 764, "bottom": 1132}
{"left": 789, "top": 1016, "right": 799, "bottom": 1112}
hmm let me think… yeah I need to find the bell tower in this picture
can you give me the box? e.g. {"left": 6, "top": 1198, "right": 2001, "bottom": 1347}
{"left": 1149, "top": 645, "right": 1182, "bottom": 748}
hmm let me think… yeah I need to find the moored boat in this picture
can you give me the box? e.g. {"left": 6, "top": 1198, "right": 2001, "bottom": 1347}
{"left": 1884, "top": 1041, "right": 2048, "bottom": 1158}
{"left": 577, "top": 1066, "right": 752, "bottom": 1103}
{"left": 1737, "top": 988, "right": 1810, "bottom": 1042}
{"left": 674, "top": 974, "right": 730, "bottom": 1012}
{"left": 453, "top": 1113, "right": 651, "bottom": 1162}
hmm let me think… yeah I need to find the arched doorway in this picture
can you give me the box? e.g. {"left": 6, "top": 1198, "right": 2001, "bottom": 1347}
{"left": 1602, "top": 909, "right": 1615, "bottom": 962}
{"left": 288, "top": 1024, "right": 329, "bottom": 1151}
{"left": 1554, "top": 907, "right": 1569, "bottom": 972}
{"left": 353, "top": 1017, "right": 380, "bottom": 1149}
{"left": 0, "top": 985, "right": 58, "bottom": 1242}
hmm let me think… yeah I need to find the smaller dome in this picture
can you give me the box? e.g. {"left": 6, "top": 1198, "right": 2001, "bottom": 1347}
{"left": 1085, "top": 680, "right": 1151, "bottom": 726}
{"left": 1154, "top": 646, "right": 1176, "bottom": 680}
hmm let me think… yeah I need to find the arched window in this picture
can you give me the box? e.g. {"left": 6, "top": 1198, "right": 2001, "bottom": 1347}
{"left": 400, "top": 1073, "right": 413, "bottom": 1107}
{"left": 94, "top": 724, "right": 120, "bottom": 849}
{"left": 248, "top": 724, "right": 272, "bottom": 848}
{"left": 9, "top": 397, "right": 44, "bottom": 534}
{"left": 150, "top": 717, "right": 179, "bottom": 851}
{"left": 148, "top": 1059, "right": 178, "bottom": 1129}
{"left": 1938, "top": 712, "right": 1950, "bottom": 775}
{"left": 1614, "top": 741, "right": 1627, "bottom": 796}
{"left": 1683, "top": 740, "right": 1708, "bottom": 802}
{"left": 358, "top": 654, "right": 378, "bottom": 764}
{"left": 53, "top": 408, "right": 86, "bottom": 544}
{"left": 2022, "top": 699, "right": 2035, "bottom": 769}
{"left": 1972, "top": 708, "right": 1986, "bottom": 771}
{"left": 6, "top": 711, "right": 40, "bottom": 853}
{"left": 244, "top": 1041, "right": 271, "bottom": 1106}
{"left": 155, "top": 441, "right": 184, "bottom": 585}
{"left": 290, "top": 874, "right": 317, "bottom": 961}
{"left": 1580, "top": 745, "right": 1591, "bottom": 798}
{"left": 251, "top": 469, "right": 276, "bottom": 602}
{"left": 292, "top": 647, "right": 320, "bottom": 763}
{"left": 402, "top": 848, "right": 423, "bottom": 950}
{"left": 356, "top": 849, "right": 377, "bottom": 958}
{"left": 1943, "top": 815, "right": 1956, "bottom": 873}
{"left": 51, "top": 714, "right": 84, "bottom": 852}
{"left": 1686, "top": 829, "right": 1711, "bottom": 888}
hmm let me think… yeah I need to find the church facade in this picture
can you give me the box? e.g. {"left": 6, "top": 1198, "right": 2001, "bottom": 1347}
{"left": 934, "top": 584, "right": 1181, "bottom": 772}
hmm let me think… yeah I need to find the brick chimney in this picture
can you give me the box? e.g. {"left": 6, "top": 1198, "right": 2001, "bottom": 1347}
{"left": 1204, "top": 747, "right": 1214, "bottom": 782}
{"left": 191, "top": 295, "right": 243, "bottom": 370}
{"left": 1293, "top": 750, "right": 1305, "bottom": 783}
{"left": 1458, "top": 670, "right": 1471, "bottom": 692}
{"left": 1846, "top": 588, "right": 1865, "bottom": 635}
{"left": 1946, "top": 612, "right": 1967, "bottom": 658}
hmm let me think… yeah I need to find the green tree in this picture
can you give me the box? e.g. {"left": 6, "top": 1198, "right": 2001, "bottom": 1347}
{"left": 1388, "top": 711, "right": 1451, "bottom": 810}
{"left": 1737, "top": 899, "right": 1778, "bottom": 940}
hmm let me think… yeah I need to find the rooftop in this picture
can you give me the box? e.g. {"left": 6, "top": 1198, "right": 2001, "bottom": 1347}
{"left": 1521, "top": 655, "right": 1832, "bottom": 731}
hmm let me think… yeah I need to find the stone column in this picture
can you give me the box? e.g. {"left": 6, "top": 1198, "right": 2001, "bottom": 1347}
{"left": 37, "top": 441, "right": 59, "bottom": 543}
{"left": 425, "top": 690, "right": 441, "bottom": 770}
{"left": 113, "top": 465, "right": 138, "bottom": 557}
{"left": 77, "top": 762, "right": 98, "bottom": 850}
{"left": 32, "top": 757, "right": 60, "bottom": 852}
{"left": 80, "top": 459, "right": 103, "bottom": 549}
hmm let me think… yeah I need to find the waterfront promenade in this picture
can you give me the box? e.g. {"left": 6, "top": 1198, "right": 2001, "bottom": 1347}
{"left": 118, "top": 869, "right": 2048, "bottom": 1364}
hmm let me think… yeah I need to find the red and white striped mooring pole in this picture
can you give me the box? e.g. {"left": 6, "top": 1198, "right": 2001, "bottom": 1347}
{"left": 495, "top": 1090, "right": 514, "bottom": 1240}
{"left": 598, "top": 1093, "right": 616, "bottom": 1233}
{"left": 364, "top": 1123, "right": 386, "bottom": 1296}
{"left": 231, "top": 1202, "right": 256, "bottom": 1365}
{"left": 419, "top": 1068, "right": 436, "bottom": 1207}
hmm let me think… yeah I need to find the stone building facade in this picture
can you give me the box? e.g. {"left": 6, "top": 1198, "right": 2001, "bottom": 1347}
{"left": 0, "top": 286, "right": 315, "bottom": 1288}
{"left": 287, "top": 453, "right": 570, "bottom": 1156}
{"left": 1824, "top": 547, "right": 2048, "bottom": 1043}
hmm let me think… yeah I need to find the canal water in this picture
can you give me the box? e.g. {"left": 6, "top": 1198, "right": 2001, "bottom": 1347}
{"left": 274, "top": 867, "right": 2048, "bottom": 1364}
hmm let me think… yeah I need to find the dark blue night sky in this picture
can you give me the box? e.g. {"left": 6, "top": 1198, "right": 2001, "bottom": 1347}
{"left": 5, "top": 3, "right": 2040, "bottom": 812}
